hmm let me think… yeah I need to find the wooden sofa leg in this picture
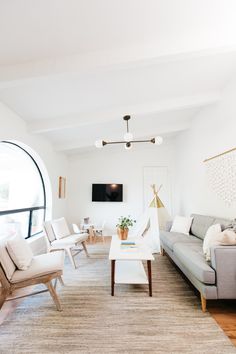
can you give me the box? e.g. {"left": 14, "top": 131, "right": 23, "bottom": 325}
{"left": 160, "top": 246, "right": 165, "bottom": 256}
{"left": 200, "top": 293, "right": 207, "bottom": 312}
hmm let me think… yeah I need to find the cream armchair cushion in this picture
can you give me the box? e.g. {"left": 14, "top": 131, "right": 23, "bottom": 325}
{"left": 11, "top": 251, "right": 64, "bottom": 283}
{"left": 51, "top": 233, "right": 88, "bottom": 247}
{"left": 51, "top": 217, "right": 71, "bottom": 240}
{"left": 6, "top": 233, "right": 33, "bottom": 270}
{"left": 0, "top": 238, "right": 16, "bottom": 280}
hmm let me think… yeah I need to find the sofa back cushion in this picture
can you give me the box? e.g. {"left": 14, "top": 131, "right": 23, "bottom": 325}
{"left": 191, "top": 214, "right": 231, "bottom": 240}
{"left": 43, "top": 221, "right": 56, "bottom": 242}
{"left": 190, "top": 214, "right": 215, "bottom": 240}
{"left": 213, "top": 217, "right": 231, "bottom": 231}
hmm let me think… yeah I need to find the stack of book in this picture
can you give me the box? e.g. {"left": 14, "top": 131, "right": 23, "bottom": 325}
{"left": 120, "top": 240, "right": 138, "bottom": 251}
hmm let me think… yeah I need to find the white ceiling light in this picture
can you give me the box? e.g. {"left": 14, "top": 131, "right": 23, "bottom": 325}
{"left": 124, "top": 142, "right": 132, "bottom": 150}
{"left": 154, "top": 136, "right": 163, "bottom": 145}
{"left": 94, "top": 115, "right": 163, "bottom": 150}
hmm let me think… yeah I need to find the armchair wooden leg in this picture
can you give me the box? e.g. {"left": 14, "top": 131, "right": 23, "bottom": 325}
{"left": 53, "top": 278, "right": 58, "bottom": 289}
{"left": 58, "top": 276, "right": 65, "bottom": 286}
{"left": 0, "top": 289, "right": 8, "bottom": 310}
{"left": 200, "top": 293, "right": 207, "bottom": 312}
{"left": 82, "top": 241, "right": 89, "bottom": 258}
{"left": 46, "top": 281, "right": 62, "bottom": 311}
{"left": 66, "top": 248, "right": 77, "bottom": 269}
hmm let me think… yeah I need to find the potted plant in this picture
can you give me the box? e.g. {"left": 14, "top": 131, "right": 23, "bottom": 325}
{"left": 116, "top": 216, "right": 136, "bottom": 240}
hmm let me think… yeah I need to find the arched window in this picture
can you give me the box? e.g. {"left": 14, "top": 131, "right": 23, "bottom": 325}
{"left": 0, "top": 141, "right": 46, "bottom": 239}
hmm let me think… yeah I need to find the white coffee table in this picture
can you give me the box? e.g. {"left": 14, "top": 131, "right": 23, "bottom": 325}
{"left": 109, "top": 235, "right": 155, "bottom": 296}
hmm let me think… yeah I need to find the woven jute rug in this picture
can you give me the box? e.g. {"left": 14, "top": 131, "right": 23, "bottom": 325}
{"left": 0, "top": 241, "right": 235, "bottom": 354}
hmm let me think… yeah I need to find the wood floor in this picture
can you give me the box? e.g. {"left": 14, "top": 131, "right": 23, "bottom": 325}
{"left": 208, "top": 300, "right": 236, "bottom": 346}
{"left": 0, "top": 238, "right": 236, "bottom": 348}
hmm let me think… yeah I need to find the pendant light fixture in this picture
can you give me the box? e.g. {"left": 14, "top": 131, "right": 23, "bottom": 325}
{"left": 95, "top": 115, "right": 163, "bottom": 149}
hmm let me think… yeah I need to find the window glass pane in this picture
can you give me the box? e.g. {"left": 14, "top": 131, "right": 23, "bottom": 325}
{"left": 0, "top": 212, "right": 29, "bottom": 239}
{"left": 31, "top": 209, "right": 45, "bottom": 235}
{"left": 0, "top": 143, "right": 44, "bottom": 211}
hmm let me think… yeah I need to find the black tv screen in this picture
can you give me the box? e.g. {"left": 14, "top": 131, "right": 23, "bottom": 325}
{"left": 92, "top": 184, "right": 123, "bottom": 202}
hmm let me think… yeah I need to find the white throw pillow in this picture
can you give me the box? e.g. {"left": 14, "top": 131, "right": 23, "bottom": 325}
{"left": 204, "top": 227, "right": 236, "bottom": 261}
{"left": 170, "top": 216, "right": 193, "bottom": 235}
{"left": 0, "top": 237, "right": 16, "bottom": 279}
{"left": 6, "top": 233, "right": 33, "bottom": 270}
{"left": 51, "top": 217, "right": 70, "bottom": 240}
{"left": 203, "top": 224, "right": 221, "bottom": 261}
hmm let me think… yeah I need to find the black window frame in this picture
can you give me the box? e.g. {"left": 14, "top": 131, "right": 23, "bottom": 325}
{"left": 0, "top": 141, "right": 46, "bottom": 239}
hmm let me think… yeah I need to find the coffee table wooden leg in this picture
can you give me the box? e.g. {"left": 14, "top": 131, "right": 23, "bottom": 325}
{"left": 111, "top": 260, "right": 115, "bottom": 296}
{"left": 147, "top": 260, "right": 152, "bottom": 297}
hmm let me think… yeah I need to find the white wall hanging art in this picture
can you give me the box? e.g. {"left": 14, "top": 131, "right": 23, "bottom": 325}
{"left": 204, "top": 147, "right": 236, "bottom": 206}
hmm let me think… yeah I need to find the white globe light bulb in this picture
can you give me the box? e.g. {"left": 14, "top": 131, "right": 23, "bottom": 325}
{"left": 95, "top": 140, "right": 104, "bottom": 148}
{"left": 154, "top": 136, "right": 163, "bottom": 145}
{"left": 124, "top": 132, "right": 133, "bottom": 142}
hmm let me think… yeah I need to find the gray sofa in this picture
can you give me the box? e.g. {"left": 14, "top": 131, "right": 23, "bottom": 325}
{"left": 160, "top": 214, "right": 236, "bottom": 311}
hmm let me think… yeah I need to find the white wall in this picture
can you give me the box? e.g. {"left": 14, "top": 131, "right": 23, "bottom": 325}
{"left": 173, "top": 80, "right": 236, "bottom": 219}
{"left": 67, "top": 144, "right": 174, "bottom": 235}
{"left": 0, "top": 102, "right": 69, "bottom": 253}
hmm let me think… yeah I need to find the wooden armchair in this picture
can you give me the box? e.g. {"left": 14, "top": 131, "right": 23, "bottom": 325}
{"left": 0, "top": 238, "right": 64, "bottom": 311}
{"left": 43, "top": 217, "right": 89, "bottom": 269}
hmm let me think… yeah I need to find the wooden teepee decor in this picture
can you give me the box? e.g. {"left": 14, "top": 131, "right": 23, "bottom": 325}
{"left": 149, "top": 184, "right": 171, "bottom": 230}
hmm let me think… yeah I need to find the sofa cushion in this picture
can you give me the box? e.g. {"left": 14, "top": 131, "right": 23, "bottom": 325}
{"left": 190, "top": 214, "right": 215, "bottom": 240}
{"left": 51, "top": 217, "right": 71, "bottom": 240}
{"left": 10, "top": 251, "right": 64, "bottom": 283}
{"left": 43, "top": 221, "right": 56, "bottom": 242}
{"left": 51, "top": 233, "right": 88, "bottom": 248}
{"left": 0, "top": 238, "right": 16, "bottom": 280}
{"left": 170, "top": 216, "right": 193, "bottom": 235}
{"left": 173, "top": 243, "right": 215, "bottom": 284}
{"left": 160, "top": 230, "right": 201, "bottom": 251}
{"left": 203, "top": 224, "right": 222, "bottom": 261}
{"left": 6, "top": 233, "right": 33, "bottom": 270}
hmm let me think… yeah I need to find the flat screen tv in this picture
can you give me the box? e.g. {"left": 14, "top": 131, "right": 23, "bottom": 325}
{"left": 92, "top": 184, "right": 123, "bottom": 202}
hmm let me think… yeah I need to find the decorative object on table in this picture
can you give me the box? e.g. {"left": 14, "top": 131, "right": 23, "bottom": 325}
{"left": 58, "top": 176, "right": 66, "bottom": 198}
{"left": 95, "top": 115, "right": 163, "bottom": 150}
{"left": 120, "top": 240, "right": 138, "bottom": 251}
{"left": 204, "top": 147, "right": 236, "bottom": 206}
{"left": 116, "top": 216, "right": 136, "bottom": 240}
{"left": 83, "top": 217, "right": 90, "bottom": 224}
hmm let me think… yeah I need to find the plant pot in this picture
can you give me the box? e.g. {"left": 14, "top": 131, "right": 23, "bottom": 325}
{"left": 117, "top": 227, "right": 129, "bottom": 240}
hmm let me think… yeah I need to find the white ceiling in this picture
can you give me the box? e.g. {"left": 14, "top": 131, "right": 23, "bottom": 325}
{"left": 0, "top": 0, "right": 236, "bottom": 154}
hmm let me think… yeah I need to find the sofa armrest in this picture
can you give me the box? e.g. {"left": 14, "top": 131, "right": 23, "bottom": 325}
{"left": 210, "top": 245, "right": 236, "bottom": 299}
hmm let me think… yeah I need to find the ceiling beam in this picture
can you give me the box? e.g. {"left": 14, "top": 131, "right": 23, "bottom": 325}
{"left": 0, "top": 45, "right": 236, "bottom": 88}
{"left": 27, "top": 92, "right": 221, "bottom": 134}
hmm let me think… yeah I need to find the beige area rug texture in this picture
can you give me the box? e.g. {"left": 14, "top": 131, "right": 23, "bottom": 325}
{"left": 0, "top": 242, "right": 235, "bottom": 354}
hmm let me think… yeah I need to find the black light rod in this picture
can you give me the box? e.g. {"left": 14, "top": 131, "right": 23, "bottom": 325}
{"left": 103, "top": 139, "right": 154, "bottom": 145}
